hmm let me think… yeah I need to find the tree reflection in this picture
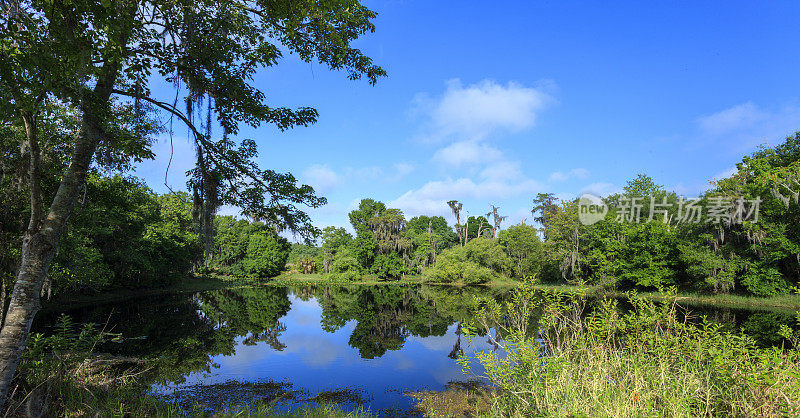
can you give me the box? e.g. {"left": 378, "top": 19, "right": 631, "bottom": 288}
{"left": 35, "top": 284, "right": 793, "bottom": 393}
{"left": 315, "top": 285, "right": 497, "bottom": 359}
{"left": 199, "top": 287, "right": 291, "bottom": 350}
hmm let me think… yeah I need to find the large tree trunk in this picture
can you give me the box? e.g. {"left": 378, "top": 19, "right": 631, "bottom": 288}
{"left": 0, "top": 66, "right": 118, "bottom": 409}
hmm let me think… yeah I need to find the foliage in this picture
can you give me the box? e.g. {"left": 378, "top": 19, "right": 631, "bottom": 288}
{"left": 423, "top": 238, "right": 511, "bottom": 284}
{"left": 498, "top": 223, "right": 544, "bottom": 279}
{"left": 349, "top": 199, "right": 385, "bottom": 270}
{"left": 327, "top": 248, "right": 361, "bottom": 281}
{"left": 50, "top": 175, "right": 200, "bottom": 293}
{"left": 530, "top": 136, "right": 800, "bottom": 297}
{"left": 462, "top": 281, "right": 800, "bottom": 416}
{"left": 406, "top": 215, "right": 459, "bottom": 272}
{"left": 321, "top": 226, "right": 354, "bottom": 273}
{"left": 243, "top": 233, "right": 291, "bottom": 278}
{"left": 371, "top": 252, "right": 405, "bottom": 279}
{"left": 209, "top": 217, "right": 289, "bottom": 278}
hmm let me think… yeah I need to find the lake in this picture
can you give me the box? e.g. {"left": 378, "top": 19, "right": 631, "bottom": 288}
{"left": 34, "top": 284, "right": 798, "bottom": 415}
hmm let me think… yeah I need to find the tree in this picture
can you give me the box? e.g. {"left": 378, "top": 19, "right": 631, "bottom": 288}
{"left": 543, "top": 201, "right": 585, "bottom": 283}
{"left": 243, "top": 232, "right": 290, "bottom": 278}
{"left": 406, "top": 215, "right": 458, "bottom": 271}
{"left": 0, "top": 0, "right": 385, "bottom": 405}
{"left": 532, "top": 193, "right": 559, "bottom": 239}
{"left": 349, "top": 199, "right": 385, "bottom": 270}
{"left": 320, "top": 226, "right": 353, "bottom": 273}
{"left": 488, "top": 205, "right": 507, "bottom": 238}
{"left": 464, "top": 215, "right": 491, "bottom": 241}
{"left": 369, "top": 208, "right": 411, "bottom": 278}
{"left": 498, "top": 223, "right": 544, "bottom": 279}
{"left": 327, "top": 247, "right": 361, "bottom": 281}
{"left": 623, "top": 174, "right": 664, "bottom": 197}
{"left": 447, "top": 200, "right": 464, "bottom": 246}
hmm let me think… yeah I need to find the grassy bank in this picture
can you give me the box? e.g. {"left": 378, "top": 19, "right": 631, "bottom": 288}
{"left": 265, "top": 272, "right": 800, "bottom": 311}
{"left": 266, "top": 271, "right": 520, "bottom": 287}
{"left": 532, "top": 283, "right": 800, "bottom": 312}
{"left": 462, "top": 283, "right": 800, "bottom": 417}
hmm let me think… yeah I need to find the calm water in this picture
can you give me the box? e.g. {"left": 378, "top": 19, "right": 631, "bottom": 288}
{"left": 35, "top": 285, "right": 500, "bottom": 414}
{"left": 34, "top": 284, "right": 798, "bottom": 414}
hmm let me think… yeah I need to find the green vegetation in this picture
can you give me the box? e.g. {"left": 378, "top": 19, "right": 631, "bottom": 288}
{"left": 2, "top": 0, "right": 800, "bottom": 413}
{"left": 51, "top": 175, "right": 201, "bottom": 293}
{"left": 461, "top": 280, "right": 800, "bottom": 416}
{"left": 0, "top": 0, "right": 386, "bottom": 411}
{"left": 302, "top": 134, "right": 800, "bottom": 301}
{"left": 529, "top": 134, "right": 800, "bottom": 298}
{"left": 311, "top": 197, "right": 541, "bottom": 285}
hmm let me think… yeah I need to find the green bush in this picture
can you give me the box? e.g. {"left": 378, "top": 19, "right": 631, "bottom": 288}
{"left": 371, "top": 253, "right": 405, "bottom": 279}
{"left": 243, "top": 233, "right": 290, "bottom": 278}
{"left": 741, "top": 265, "right": 791, "bottom": 297}
{"left": 423, "top": 250, "right": 493, "bottom": 285}
{"left": 423, "top": 238, "right": 512, "bottom": 284}
{"left": 327, "top": 247, "right": 361, "bottom": 281}
{"left": 498, "top": 224, "right": 543, "bottom": 278}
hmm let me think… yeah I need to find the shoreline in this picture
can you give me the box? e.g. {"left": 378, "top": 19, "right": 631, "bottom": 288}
{"left": 43, "top": 273, "right": 800, "bottom": 313}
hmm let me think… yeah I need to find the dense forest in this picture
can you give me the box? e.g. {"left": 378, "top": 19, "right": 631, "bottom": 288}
{"left": 3, "top": 132, "right": 797, "bottom": 303}
{"left": 286, "top": 133, "right": 800, "bottom": 297}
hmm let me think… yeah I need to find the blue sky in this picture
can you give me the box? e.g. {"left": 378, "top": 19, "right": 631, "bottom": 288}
{"left": 134, "top": 0, "right": 800, "bottom": 237}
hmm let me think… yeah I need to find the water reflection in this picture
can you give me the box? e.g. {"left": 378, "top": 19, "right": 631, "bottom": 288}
{"left": 35, "top": 285, "right": 502, "bottom": 413}
{"left": 33, "top": 285, "right": 798, "bottom": 413}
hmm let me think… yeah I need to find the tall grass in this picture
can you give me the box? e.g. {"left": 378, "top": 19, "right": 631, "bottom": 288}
{"left": 462, "top": 281, "right": 800, "bottom": 417}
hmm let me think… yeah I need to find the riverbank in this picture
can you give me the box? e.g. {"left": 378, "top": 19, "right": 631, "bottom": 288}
{"left": 271, "top": 273, "right": 800, "bottom": 311}
{"left": 44, "top": 273, "right": 800, "bottom": 314}
{"left": 269, "top": 272, "right": 519, "bottom": 287}
{"left": 42, "top": 274, "right": 247, "bottom": 311}
{"left": 532, "top": 283, "right": 800, "bottom": 312}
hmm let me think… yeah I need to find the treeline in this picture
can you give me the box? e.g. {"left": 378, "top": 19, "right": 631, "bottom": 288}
{"left": 306, "top": 133, "right": 800, "bottom": 296}
{"left": 535, "top": 134, "right": 800, "bottom": 296}
{"left": 304, "top": 198, "right": 543, "bottom": 284}
{"left": 0, "top": 173, "right": 200, "bottom": 296}
{"left": 203, "top": 216, "right": 291, "bottom": 278}
{"left": 0, "top": 167, "right": 300, "bottom": 296}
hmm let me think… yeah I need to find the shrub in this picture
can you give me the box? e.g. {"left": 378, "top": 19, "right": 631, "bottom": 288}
{"left": 327, "top": 248, "right": 361, "bottom": 281}
{"left": 371, "top": 253, "right": 405, "bottom": 279}
{"left": 423, "top": 238, "right": 512, "bottom": 284}
{"left": 243, "top": 233, "right": 290, "bottom": 278}
{"left": 423, "top": 249, "right": 493, "bottom": 285}
{"left": 498, "top": 223, "right": 544, "bottom": 279}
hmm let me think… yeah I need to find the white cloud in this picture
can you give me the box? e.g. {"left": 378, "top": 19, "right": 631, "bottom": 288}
{"left": 697, "top": 102, "right": 800, "bottom": 148}
{"left": 301, "top": 164, "right": 340, "bottom": 193}
{"left": 392, "top": 162, "right": 415, "bottom": 180}
{"left": 548, "top": 168, "right": 590, "bottom": 183}
{"left": 432, "top": 140, "right": 503, "bottom": 167}
{"left": 301, "top": 162, "right": 414, "bottom": 193}
{"left": 390, "top": 177, "right": 542, "bottom": 218}
{"left": 414, "top": 79, "right": 554, "bottom": 142}
{"left": 480, "top": 160, "right": 524, "bottom": 181}
{"left": 387, "top": 78, "right": 557, "bottom": 221}
{"left": 697, "top": 102, "right": 768, "bottom": 136}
